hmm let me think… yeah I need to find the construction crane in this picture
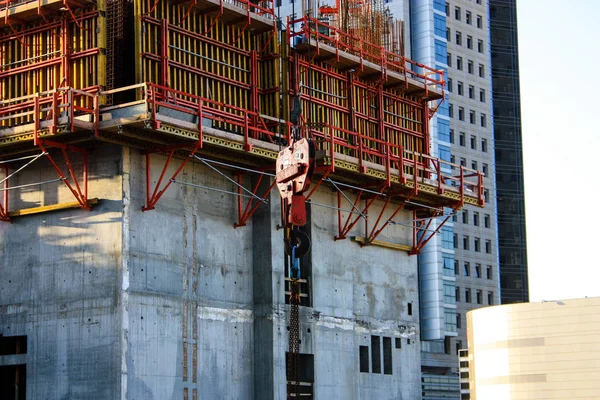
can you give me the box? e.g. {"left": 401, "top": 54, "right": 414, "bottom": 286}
{"left": 276, "top": 96, "right": 314, "bottom": 399}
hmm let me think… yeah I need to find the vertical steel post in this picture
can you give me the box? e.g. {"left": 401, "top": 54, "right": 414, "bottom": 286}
{"left": 61, "top": 18, "right": 70, "bottom": 101}
{"left": 161, "top": 19, "right": 169, "bottom": 89}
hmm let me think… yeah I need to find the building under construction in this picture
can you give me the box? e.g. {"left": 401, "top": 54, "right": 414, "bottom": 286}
{"left": 0, "top": 0, "right": 484, "bottom": 398}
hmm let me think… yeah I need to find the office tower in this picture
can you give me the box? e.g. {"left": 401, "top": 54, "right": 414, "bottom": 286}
{"left": 409, "top": 1, "right": 503, "bottom": 398}
{"left": 489, "top": 0, "right": 528, "bottom": 304}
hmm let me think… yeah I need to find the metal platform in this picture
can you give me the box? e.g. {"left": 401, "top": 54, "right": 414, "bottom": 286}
{"left": 0, "top": 0, "right": 97, "bottom": 28}
{"left": 288, "top": 16, "right": 445, "bottom": 100}
{"left": 0, "top": 83, "right": 483, "bottom": 208}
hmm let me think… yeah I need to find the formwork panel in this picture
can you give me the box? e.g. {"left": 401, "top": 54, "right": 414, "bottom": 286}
{"left": 135, "top": 0, "right": 279, "bottom": 136}
{"left": 0, "top": 2, "right": 106, "bottom": 127}
{"left": 292, "top": 53, "right": 429, "bottom": 175}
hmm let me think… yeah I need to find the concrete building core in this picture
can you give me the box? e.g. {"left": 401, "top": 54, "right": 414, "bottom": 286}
{"left": 0, "top": 145, "right": 426, "bottom": 398}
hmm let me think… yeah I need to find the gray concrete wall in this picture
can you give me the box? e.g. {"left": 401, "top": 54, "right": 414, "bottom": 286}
{"left": 0, "top": 145, "right": 124, "bottom": 399}
{"left": 1, "top": 146, "right": 424, "bottom": 399}
{"left": 125, "top": 148, "right": 256, "bottom": 399}
{"left": 306, "top": 189, "right": 421, "bottom": 400}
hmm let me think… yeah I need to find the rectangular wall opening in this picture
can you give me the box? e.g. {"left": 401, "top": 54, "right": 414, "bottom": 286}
{"left": 383, "top": 337, "right": 393, "bottom": 375}
{"left": 0, "top": 335, "right": 27, "bottom": 355}
{"left": 0, "top": 365, "right": 26, "bottom": 400}
{"left": 371, "top": 335, "right": 381, "bottom": 374}
{"left": 0, "top": 335, "right": 27, "bottom": 400}
{"left": 286, "top": 353, "right": 314, "bottom": 399}
{"left": 359, "top": 346, "right": 369, "bottom": 373}
{"left": 395, "top": 338, "right": 402, "bottom": 349}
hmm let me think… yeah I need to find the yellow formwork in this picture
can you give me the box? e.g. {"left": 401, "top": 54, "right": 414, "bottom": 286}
{"left": 294, "top": 53, "right": 427, "bottom": 164}
{"left": 0, "top": 1, "right": 106, "bottom": 127}
{"left": 134, "top": 0, "right": 279, "bottom": 134}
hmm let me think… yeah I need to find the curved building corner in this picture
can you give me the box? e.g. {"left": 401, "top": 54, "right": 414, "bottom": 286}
{"left": 466, "top": 297, "right": 600, "bottom": 399}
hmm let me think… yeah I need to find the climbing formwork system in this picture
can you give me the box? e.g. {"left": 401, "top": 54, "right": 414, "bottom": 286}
{"left": 0, "top": 1, "right": 484, "bottom": 397}
{"left": 0, "top": 0, "right": 483, "bottom": 245}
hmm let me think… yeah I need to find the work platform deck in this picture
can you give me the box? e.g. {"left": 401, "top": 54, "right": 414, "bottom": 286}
{"left": 167, "top": 0, "right": 276, "bottom": 33}
{"left": 288, "top": 16, "right": 445, "bottom": 100}
{"left": 0, "top": 0, "right": 97, "bottom": 28}
{"left": 0, "top": 1, "right": 474, "bottom": 250}
{"left": 0, "top": 84, "right": 482, "bottom": 210}
{"left": 293, "top": 40, "right": 444, "bottom": 100}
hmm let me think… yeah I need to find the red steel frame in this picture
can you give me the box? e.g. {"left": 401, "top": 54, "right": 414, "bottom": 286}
{"left": 0, "top": 3, "right": 102, "bottom": 115}
{"left": 36, "top": 139, "right": 91, "bottom": 208}
{"left": 0, "top": 82, "right": 483, "bottom": 248}
{"left": 140, "top": 81, "right": 482, "bottom": 251}
{"left": 0, "top": 1, "right": 482, "bottom": 249}
{"left": 410, "top": 207, "right": 457, "bottom": 255}
{"left": 0, "top": 164, "right": 8, "bottom": 221}
{"left": 142, "top": 141, "right": 203, "bottom": 212}
{"left": 140, "top": 14, "right": 277, "bottom": 113}
{"left": 0, "top": 84, "right": 98, "bottom": 221}
{"left": 0, "top": 142, "right": 91, "bottom": 221}
{"left": 234, "top": 172, "right": 276, "bottom": 228}
{"left": 287, "top": 15, "right": 445, "bottom": 98}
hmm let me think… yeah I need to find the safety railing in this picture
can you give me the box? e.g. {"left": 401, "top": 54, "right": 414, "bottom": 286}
{"left": 144, "top": 83, "right": 283, "bottom": 149}
{"left": 230, "top": 0, "right": 275, "bottom": 18}
{"left": 306, "top": 121, "right": 483, "bottom": 203}
{"left": 103, "top": 83, "right": 481, "bottom": 203}
{"left": 0, "top": 83, "right": 481, "bottom": 204}
{"left": 0, "top": 0, "right": 39, "bottom": 10}
{"left": 288, "top": 15, "right": 445, "bottom": 94}
{"left": 0, "top": 0, "right": 95, "bottom": 7}
{"left": 164, "top": 0, "right": 275, "bottom": 20}
{"left": 0, "top": 87, "right": 100, "bottom": 137}
{"left": 0, "top": 0, "right": 96, "bottom": 20}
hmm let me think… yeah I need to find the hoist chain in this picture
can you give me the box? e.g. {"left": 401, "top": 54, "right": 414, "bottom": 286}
{"left": 287, "top": 276, "right": 301, "bottom": 399}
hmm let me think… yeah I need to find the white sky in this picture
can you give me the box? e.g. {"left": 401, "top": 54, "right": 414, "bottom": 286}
{"left": 518, "top": 0, "right": 600, "bottom": 301}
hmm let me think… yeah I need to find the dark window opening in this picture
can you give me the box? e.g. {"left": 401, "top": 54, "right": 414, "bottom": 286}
{"left": 286, "top": 353, "right": 314, "bottom": 399}
{"left": 395, "top": 338, "right": 402, "bottom": 349}
{"left": 444, "top": 336, "right": 452, "bottom": 354}
{"left": 0, "top": 365, "right": 26, "bottom": 400}
{"left": 408, "top": 303, "right": 413, "bottom": 316}
{"left": 359, "top": 346, "right": 370, "bottom": 373}
{"left": 0, "top": 336, "right": 27, "bottom": 400}
{"left": 0, "top": 336, "right": 27, "bottom": 356}
{"left": 371, "top": 336, "right": 381, "bottom": 373}
{"left": 383, "top": 337, "right": 393, "bottom": 375}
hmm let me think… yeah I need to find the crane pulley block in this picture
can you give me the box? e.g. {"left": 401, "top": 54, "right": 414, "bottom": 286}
{"left": 276, "top": 137, "right": 314, "bottom": 227}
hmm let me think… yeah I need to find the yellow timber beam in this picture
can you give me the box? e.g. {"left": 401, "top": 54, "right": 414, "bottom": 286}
{"left": 352, "top": 236, "right": 413, "bottom": 253}
{"left": 7, "top": 198, "right": 100, "bottom": 218}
